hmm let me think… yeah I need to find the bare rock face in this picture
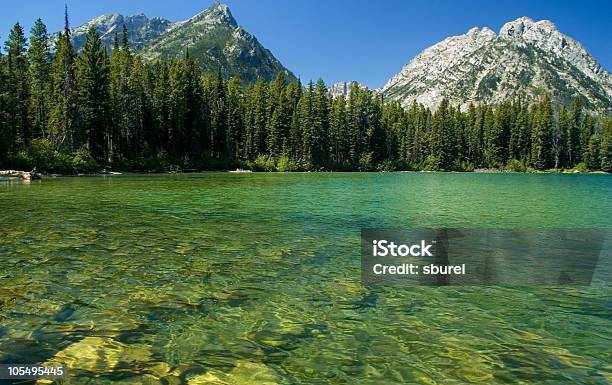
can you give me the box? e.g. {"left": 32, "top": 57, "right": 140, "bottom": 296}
{"left": 380, "top": 17, "right": 612, "bottom": 113}
{"left": 329, "top": 81, "right": 363, "bottom": 98}
{"left": 52, "top": 13, "right": 172, "bottom": 52}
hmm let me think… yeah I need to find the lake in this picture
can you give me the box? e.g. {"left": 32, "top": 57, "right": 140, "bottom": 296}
{"left": 1, "top": 172, "right": 611, "bottom": 384}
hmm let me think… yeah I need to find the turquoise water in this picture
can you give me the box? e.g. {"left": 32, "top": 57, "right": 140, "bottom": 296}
{"left": 0, "top": 172, "right": 611, "bottom": 384}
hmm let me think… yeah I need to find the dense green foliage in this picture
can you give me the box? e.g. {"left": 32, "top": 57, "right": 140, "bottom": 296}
{"left": 0, "top": 16, "right": 610, "bottom": 173}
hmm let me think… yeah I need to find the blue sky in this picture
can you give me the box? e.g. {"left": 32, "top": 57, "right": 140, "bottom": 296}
{"left": 1, "top": 0, "right": 610, "bottom": 88}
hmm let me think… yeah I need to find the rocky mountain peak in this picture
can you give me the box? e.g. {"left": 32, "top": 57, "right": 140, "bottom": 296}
{"left": 380, "top": 16, "right": 611, "bottom": 113}
{"left": 499, "top": 17, "right": 562, "bottom": 40}
{"left": 499, "top": 16, "right": 535, "bottom": 38}
{"left": 138, "top": 2, "right": 293, "bottom": 83}
{"left": 191, "top": 2, "right": 237, "bottom": 27}
{"left": 499, "top": 17, "right": 605, "bottom": 80}
{"left": 466, "top": 26, "right": 497, "bottom": 39}
{"left": 53, "top": 2, "right": 292, "bottom": 84}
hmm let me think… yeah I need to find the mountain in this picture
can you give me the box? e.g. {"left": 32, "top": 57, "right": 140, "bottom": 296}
{"left": 380, "top": 17, "right": 612, "bottom": 113}
{"left": 139, "top": 3, "right": 294, "bottom": 83}
{"left": 58, "top": 3, "right": 294, "bottom": 83}
{"left": 329, "top": 81, "right": 363, "bottom": 98}
{"left": 54, "top": 13, "right": 172, "bottom": 52}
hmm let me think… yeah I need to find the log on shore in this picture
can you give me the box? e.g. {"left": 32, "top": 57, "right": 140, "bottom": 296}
{"left": 0, "top": 170, "right": 41, "bottom": 180}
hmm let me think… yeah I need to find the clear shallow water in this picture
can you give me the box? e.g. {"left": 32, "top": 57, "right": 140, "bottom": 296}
{"left": 0, "top": 172, "right": 611, "bottom": 385}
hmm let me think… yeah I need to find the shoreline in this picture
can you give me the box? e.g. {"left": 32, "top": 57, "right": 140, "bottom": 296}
{"left": 0, "top": 170, "right": 42, "bottom": 180}
{"left": 2, "top": 168, "right": 609, "bottom": 179}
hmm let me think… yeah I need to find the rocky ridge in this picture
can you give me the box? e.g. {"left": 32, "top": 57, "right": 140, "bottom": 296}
{"left": 380, "top": 17, "right": 611, "bottom": 112}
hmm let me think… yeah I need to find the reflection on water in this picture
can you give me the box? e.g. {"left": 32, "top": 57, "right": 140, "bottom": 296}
{"left": 0, "top": 173, "right": 611, "bottom": 384}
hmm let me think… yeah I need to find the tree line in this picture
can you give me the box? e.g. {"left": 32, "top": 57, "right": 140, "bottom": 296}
{"left": 1, "top": 14, "right": 610, "bottom": 173}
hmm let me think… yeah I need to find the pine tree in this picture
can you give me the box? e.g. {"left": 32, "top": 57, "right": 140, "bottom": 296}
{"left": 243, "top": 78, "right": 267, "bottom": 159}
{"left": 288, "top": 80, "right": 304, "bottom": 160}
{"left": 329, "top": 94, "right": 347, "bottom": 166}
{"left": 298, "top": 81, "right": 315, "bottom": 166}
{"left": 471, "top": 105, "right": 488, "bottom": 167}
{"left": 109, "top": 32, "right": 121, "bottom": 159}
{"left": 243, "top": 83, "right": 256, "bottom": 159}
{"left": 75, "top": 26, "right": 111, "bottom": 160}
{"left": 412, "top": 103, "right": 428, "bottom": 166}
{"left": 453, "top": 107, "right": 466, "bottom": 167}
{"left": 382, "top": 100, "right": 403, "bottom": 166}
{"left": 282, "top": 81, "right": 299, "bottom": 154}
{"left": 530, "top": 95, "right": 553, "bottom": 169}
{"left": 266, "top": 72, "right": 289, "bottom": 157}
{"left": 509, "top": 103, "right": 530, "bottom": 164}
{"left": 252, "top": 77, "right": 267, "bottom": 158}
{"left": 226, "top": 76, "right": 243, "bottom": 159}
{"left": 205, "top": 67, "right": 228, "bottom": 158}
{"left": 429, "top": 99, "right": 449, "bottom": 170}
{"left": 600, "top": 118, "right": 612, "bottom": 172}
{"left": 0, "top": 50, "right": 9, "bottom": 162}
{"left": 585, "top": 134, "right": 601, "bottom": 170}
{"left": 167, "top": 60, "right": 186, "bottom": 160}
{"left": 312, "top": 79, "right": 330, "bottom": 166}
{"left": 393, "top": 102, "right": 407, "bottom": 161}
{"left": 28, "top": 19, "right": 50, "bottom": 139}
{"left": 121, "top": 24, "right": 129, "bottom": 52}
{"left": 151, "top": 61, "right": 170, "bottom": 157}
{"left": 126, "top": 56, "right": 151, "bottom": 158}
{"left": 551, "top": 117, "right": 566, "bottom": 169}
{"left": 166, "top": 56, "right": 205, "bottom": 161}
{"left": 557, "top": 106, "right": 571, "bottom": 168}
{"left": 5, "top": 22, "right": 31, "bottom": 151}
{"left": 48, "top": 6, "right": 77, "bottom": 152}
{"left": 444, "top": 105, "right": 457, "bottom": 168}
{"left": 567, "top": 96, "right": 582, "bottom": 167}
{"left": 581, "top": 114, "right": 595, "bottom": 164}
{"left": 115, "top": 25, "right": 135, "bottom": 158}
{"left": 108, "top": 28, "right": 132, "bottom": 159}
{"left": 487, "top": 102, "right": 511, "bottom": 167}
{"left": 187, "top": 55, "right": 207, "bottom": 159}
{"left": 345, "top": 83, "right": 361, "bottom": 166}
{"left": 366, "top": 93, "right": 385, "bottom": 167}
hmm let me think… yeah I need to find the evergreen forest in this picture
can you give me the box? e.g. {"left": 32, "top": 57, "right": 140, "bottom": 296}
{"left": 1, "top": 16, "right": 610, "bottom": 173}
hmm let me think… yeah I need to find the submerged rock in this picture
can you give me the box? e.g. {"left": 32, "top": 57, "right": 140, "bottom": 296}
{"left": 46, "top": 336, "right": 123, "bottom": 374}
{"left": 187, "top": 361, "right": 280, "bottom": 385}
{"left": 40, "top": 336, "right": 154, "bottom": 378}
